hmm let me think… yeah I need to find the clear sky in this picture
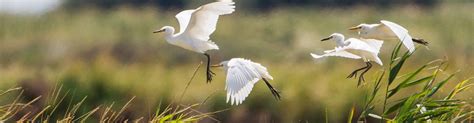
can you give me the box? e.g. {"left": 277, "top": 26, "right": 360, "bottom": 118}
{"left": 0, "top": 0, "right": 61, "bottom": 15}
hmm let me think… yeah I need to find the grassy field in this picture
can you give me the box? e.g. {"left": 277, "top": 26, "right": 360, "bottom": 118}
{"left": 0, "top": 2, "right": 473, "bottom": 122}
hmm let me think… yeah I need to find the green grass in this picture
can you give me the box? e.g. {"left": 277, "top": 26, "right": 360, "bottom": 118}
{"left": 0, "top": 2, "right": 473, "bottom": 122}
{"left": 357, "top": 43, "right": 473, "bottom": 122}
{"left": 0, "top": 66, "right": 220, "bottom": 122}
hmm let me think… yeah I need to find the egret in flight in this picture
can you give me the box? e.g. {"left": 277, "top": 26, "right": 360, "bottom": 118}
{"left": 311, "top": 33, "right": 384, "bottom": 85}
{"left": 153, "top": 1, "right": 235, "bottom": 83}
{"left": 212, "top": 58, "right": 281, "bottom": 105}
{"left": 349, "top": 20, "right": 428, "bottom": 53}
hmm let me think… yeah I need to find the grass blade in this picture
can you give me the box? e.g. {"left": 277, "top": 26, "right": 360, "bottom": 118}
{"left": 445, "top": 77, "right": 473, "bottom": 100}
{"left": 427, "top": 73, "right": 456, "bottom": 97}
{"left": 347, "top": 106, "right": 355, "bottom": 123}
{"left": 389, "top": 51, "right": 411, "bottom": 85}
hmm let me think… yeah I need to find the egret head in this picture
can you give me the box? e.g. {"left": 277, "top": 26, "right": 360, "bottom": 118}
{"left": 321, "top": 33, "right": 344, "bottom": 42}
{"left": 153, "top": 26, "right": 175, "bottom": 34}
{"left": 349, "top": 23, "right": 369, "bottom": 31}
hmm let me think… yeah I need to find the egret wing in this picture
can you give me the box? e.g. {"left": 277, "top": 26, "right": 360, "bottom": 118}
{"left": 225, "top": 58, "right": 261, "bottom": 105}
{"left": 175, "top": 10, "right": 195, "bottom": 34}
{"left": 248, "top": 60, "right": 273, "bottom": 80}
{"left": 323, "top": 49, "right": 336, "bottom": 53}
{"left": 347, "top": 38, "right": 384, "bottom": 66}
{"left": 360, "top": 38, "right": 384, "bottom": 54}
{"left": 346, "top": 38, "right": 379, "bottom": 53}
{"left": 381, "top": 20, "right": 415, "bottom": 53}
{"left": 184, "top": 1, "right": 235, "bottom": 41}
{"left": 310, "top": 50, "right": 362, "bottom": 59}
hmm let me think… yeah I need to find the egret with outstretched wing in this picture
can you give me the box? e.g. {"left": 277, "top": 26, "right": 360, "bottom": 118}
{"left": 153, "top": 0, "right": 235, "bottom": 83}
{"left": 311, "top": 33, "right": 383, "bottom": 85}
{"left": 212, "top": 58, "right": 281, "bottom": 105}
{"left": 349, "top": 20, "right": 428, "bottom": 53}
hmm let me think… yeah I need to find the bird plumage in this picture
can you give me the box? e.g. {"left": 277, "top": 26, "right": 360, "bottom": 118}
{"left": 312, "top": 33, "right": 384, "bottom": 85}
{"left": 350, "top": 20, "right": 420, "bottom": 53}
{"left": 217, "top": 58, "right": 280, "bottom": 105}
{"left": 157, "top": 1, "right": 235, "bottom": 53}
{"left": 312, "top": 33, "right": 383, "bottom": 66}
{"left": 155, "top": 1, "right": 235, "bottom": 83}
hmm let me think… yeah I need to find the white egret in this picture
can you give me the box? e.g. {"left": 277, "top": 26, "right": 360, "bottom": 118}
{"left": 211, "top": 58, "right": 281, "bottom": 105}
{"left": 153, "top": 0, "right": 235, "bottom": 83}
{"left": 349, "top": 20, "right": 428, "bottom": 53}
{"left": 311, "top": 33, "right": 384, "bottom": 85}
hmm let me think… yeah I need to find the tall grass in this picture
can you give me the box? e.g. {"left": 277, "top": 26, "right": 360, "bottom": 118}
{"left": 356, "top": 43, "right": 473, "bottom": 122}
{"left": 0, "top": 63, "right": 222, "bottom": 122}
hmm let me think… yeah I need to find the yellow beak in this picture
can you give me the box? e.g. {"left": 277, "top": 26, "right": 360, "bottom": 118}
{"left": 348, "top": 26, "right": 361, "bottom": 30}
{"left": 211, "top": 64, "right": 223, "bottom": 67}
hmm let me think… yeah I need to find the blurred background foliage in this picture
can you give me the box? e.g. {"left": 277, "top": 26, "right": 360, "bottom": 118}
{"left": 63, "top": 0, "right": 441, "bottom": 10}
{"left": 0, "top": 0, "right": 473, "bottom": 122}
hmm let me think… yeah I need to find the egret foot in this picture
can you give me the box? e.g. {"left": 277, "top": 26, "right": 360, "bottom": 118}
{"left": 357, "top": 62, "right": 372, "bottom": 86}
{"left": 263, "top": 78, "right": 281, "bottom": 100}
{"left": 347, "top": 64, "right": 370, "bottom": 79}
{"left": 412, "top": 38, "right": 429, "bottom": 46}
{"left": 204, "top": 53, "right": 215, "bottom": 83}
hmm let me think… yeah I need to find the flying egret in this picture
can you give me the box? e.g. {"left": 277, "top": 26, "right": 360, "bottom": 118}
{"left": 153, "top": 0, "right": 235, "bottom": 83}
{"left": 211, "top": 58, "right": 281, "bottom": 105}
{"left": 311, "top": 33, "right": 384, "bottom": 85}
{"left": 349, "top": 20, "right": 428, "bottom": 53}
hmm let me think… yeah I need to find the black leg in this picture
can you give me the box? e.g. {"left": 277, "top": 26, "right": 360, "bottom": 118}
{"left": 358, "top": 62, "right": 372, "bottom": 86}
{"left": 412, "top": 38, "right": 429, "bottom": 46}
{"left": 204, "top": 53, "right": 215, "bottom": 83}
{"left": 347, "top": 64, "right": 369, "bottom": 79}
{"left": 262, "top": 78, "right": 281, "bottom": 100}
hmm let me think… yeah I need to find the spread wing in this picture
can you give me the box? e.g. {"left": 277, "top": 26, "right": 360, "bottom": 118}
{"left": 348, "top": 38, "right": 384, "bottom": 66}
{"left": 311, "top": 38, "right": 383, "bottom": 60}
{"left": 183, "top": 1, "right": 235, "bottom": 41}
{"left": 380, "top": 20, "right": 415, "bottom": 53}
{"left": 346, "top": 38, "right": 380, "bottom": 53}
{"left": 225, "top": 58, "right": 262, "bottom": 105}
{"left": 175, "top": 10, "right": 195, "bottom": 34}
{"left": 310, "top": 50, "right": 362, "bottom": 60}
{"left": 360, "top": 38, "right": 384, "bottom": 54}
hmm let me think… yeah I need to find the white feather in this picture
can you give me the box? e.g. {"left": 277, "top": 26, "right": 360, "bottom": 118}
{"left": 175, "top": 10, "right": 195, "bottom": 34}
{"left": 222, "top": 58, "right": 272, "bottom": 105}
{"left": 183, "top": 2, "right": 236, "bottom": 42}
{"left": 380, "top": 20, "right": 415, "bottom": 53}
{"left": 360, "top": 38, "right": 384, "bottom": 54}
{"left": 159, "top": 1, "right": 235, "bottom": 53}
{"left": 311, "top": 34, "right": 383, "bottom": 66}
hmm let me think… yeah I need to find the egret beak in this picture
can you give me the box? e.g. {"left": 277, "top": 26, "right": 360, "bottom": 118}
{"left": 153, "top": 29, "right": 165, "bottom": 33}
{"left": 211, "top": 64, "right": 223, "bottom": 68}
{"left": 348, "top": 26, "right": 361, "bottom": 30}
{"left": 321, "top": 36, "right": 333, "bottom": 41}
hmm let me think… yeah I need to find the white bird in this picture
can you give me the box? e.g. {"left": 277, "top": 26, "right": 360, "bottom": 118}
{"left": 153, "top": 0, "right": 235, "bottom": 83}
{"left": 349, "top": 20, "right": 428, "bottom": 53}
{"left": 311, "top": 33, "right": 384, "bottom": 85}
{"left": 212, "top": 58, "right": 281, "bottom": 105}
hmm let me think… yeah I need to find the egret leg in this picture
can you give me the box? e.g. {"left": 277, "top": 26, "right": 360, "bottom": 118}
{"left": 347, "top": 64, "right": 369, "bottom": 79}
{"left": 358, "top": 62, "right": 372, "bottom": 86}
{"left": 412, "top": 38, "right": 429, "bottom": 46}
{"left": 204, "top": 53, "right": 215, "bottom": 83}
{"left": 262, "top": 78, "right": 281, "bottom": 100}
